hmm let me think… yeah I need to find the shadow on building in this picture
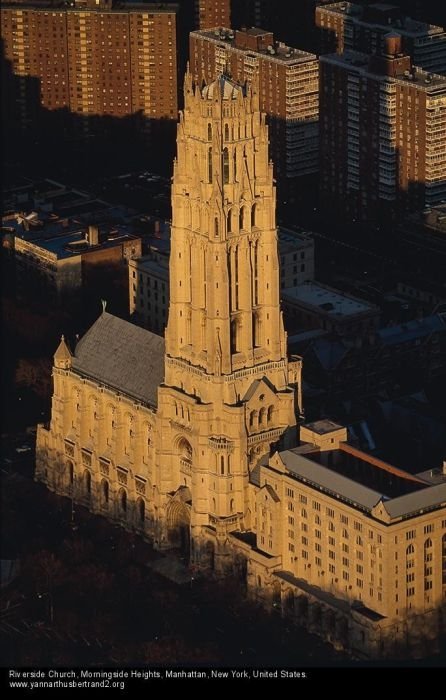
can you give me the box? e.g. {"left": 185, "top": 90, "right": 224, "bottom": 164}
{"left": 1, "top": 39, "right": 177, "bottom": 187}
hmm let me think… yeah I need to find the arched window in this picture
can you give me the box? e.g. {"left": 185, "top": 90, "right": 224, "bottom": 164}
{"left": 315, "top": 514, "right": 321, "bottom": 525}
{"left": 212, "top": 497, "right": 216, "bottom": 513}
{"left": 220, "top": 455, "right": 225, "bottom": 475}
{"left": 259, "top": 407, "right": 267, "bottom": 427}
{"left": 356, "top": 535, "right": 363, "bottom": 546}
{"left": 249, "top": 410, "right": 257, "bottom": 429}
{"left": 239, "top": 207, "right": 245, "bottom": 231}
{"left": 231, "top": 317, "right": 239, "bottom": 354}
{"left": 67, "top": 461, "right": 74, "bottom": 485}
{"left": 406, "top": 544, "right": 415, "bottom": 555}
{"left": 267, "top": 406, "right": 274, "bottom": 424}
{"left": 137, "top": 498, "right": 145, "bottom": 523}
{"left": 207, "top": 123, "right": 212, "bottom": 141}
{"left": 178, "top": 438, "right": 192, "bottom": 465}
{"left": 214, "top": 217, "right": 219, "bottom": 237}
{"left": 84, "top": 470, "right": 91, "bottom": 495}
{"left": 101, "top": 479, "right": 109, "bottom": 505}
{"left": 230, "top": 499, "right": 234, "bottom": 513}
{"left": 233, "top": 149, "right": 237, "bottom": 181}
{"left": 301, "top": 508, "right": 307, "bottom": 518}
{"left": 224, "top": 123, "right": 229, "bottom": 141}
{"left": 251, "top": 203, "right": 257, "bottom": 228}
{"left": 227, "top": 209, "right": 232, "bottom": 233}
{"left": 208, "top": 147, "right": 212, "bottom": 183}
{"left": 223, "top": 147, "right": 229, "bottom": 184}
{"left": 119, "top": 488, "right": 127, "bottom": 514}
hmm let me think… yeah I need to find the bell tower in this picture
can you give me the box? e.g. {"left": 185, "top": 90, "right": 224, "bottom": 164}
{"left": 156, "top": 70, "right": 302, "bottom": 568}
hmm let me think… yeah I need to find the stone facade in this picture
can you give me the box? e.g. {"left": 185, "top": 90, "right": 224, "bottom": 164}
{"left": 36, "top": 72, "right": 446, "bottom": 660}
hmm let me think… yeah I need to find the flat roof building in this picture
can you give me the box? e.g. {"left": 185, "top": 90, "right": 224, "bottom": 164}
{"left": 282, "top": 281, "right": 380, "bottom": 336}
{"left": 316, "top": 2, "right": 446, "bottom": 75}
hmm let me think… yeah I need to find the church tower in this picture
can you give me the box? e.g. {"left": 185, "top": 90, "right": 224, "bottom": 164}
{"left": 156, "top": 70, "right": 302, "bottom": 568}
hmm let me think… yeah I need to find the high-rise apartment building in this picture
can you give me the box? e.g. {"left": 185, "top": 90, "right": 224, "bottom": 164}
{"left": 1, "top": 0, "right": 178, "bottom": 129}
{"left": 316, "top": 2, "right": 446, "bottom": 75}
{"left": 196, "top": 0, "right": 230, "bottom": 29}
{"left": 190, "top": 27, "right": 319, "bottom": 180}
{"left": 320, "top": 35, "right": 446, "bottom": 221}
{"left": 231, "top": 0, "right": 273, "bottom": 33}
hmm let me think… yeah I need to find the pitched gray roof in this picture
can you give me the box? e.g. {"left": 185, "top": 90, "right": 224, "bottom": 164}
{"left": 279, "top": 448, "right": 383, "bottom": 511}
{"left": 278, "top": 448, "right": 446, "bottom": 520}
{"left": 72, "top": 312, "right": 164, "bottom": 407}
{"left": 383, "top": 482, "right": 446, "bottom": 519}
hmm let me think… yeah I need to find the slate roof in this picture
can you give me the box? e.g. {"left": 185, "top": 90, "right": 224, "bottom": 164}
{"left": 279, "top": 448, "right": 383, "bottom": 511}
{"left": 274, "top": 447, "right": 446, "bottom": 520}
{"left": 377, "top": 315, "right": 446, "bottom": 346}
{"left": 72, "top": 312, "right": 164, "bottom": 407}
{"left": 383, "top": 482, "right": 446, "bottom": 519}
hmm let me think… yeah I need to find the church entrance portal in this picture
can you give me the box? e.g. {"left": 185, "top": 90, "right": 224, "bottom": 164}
{"left": 166, "top": 498, "right": 191, "bottom": 556}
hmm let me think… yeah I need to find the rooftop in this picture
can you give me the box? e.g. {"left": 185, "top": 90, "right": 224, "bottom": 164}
{"left": 130, "top": 255, "right": 169, "bottom": 278}
{"left": 282, "top": 281, "right": 375, "bottom": 317}
{"left": 321, "top": 50, "right": 446, "bottom": 90}
{"left": 72, "top": 312, "right": 164, "bottom": 408}
{"left": 278, "top": 227, "right": 314, "bottom": 254}
{"left": 272, "top": 446, "right": 446, "bottom": 520}
{"left": 2, "top": 1, "right": 178, "bottom": 13}
{"left": 15, "top": 226, "right": 139, "bottom": 260}
{"left": 303, "top": 419, "right": 344, "bottom": 435}
{"left": 377, "top": 314, "right": 446, "bottom": 346}
{"left": 192, "top": 28, "right": 316, "bottom": 64}
{"left": 319, "top": 2, "right": 444, "bottom": 36}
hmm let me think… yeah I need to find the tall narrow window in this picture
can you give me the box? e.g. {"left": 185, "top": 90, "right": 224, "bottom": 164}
{"left": 208, "top": 147, "right": 212, "bottom": 183}
{"left": 231, "top": 318, "right": 239, "bottom": 354}
{"left": 239, "top": 207, "right": 245, "bottom": 231}
{"left": 442, "top": 534, "right": 446, "bottom": 585}
{"left": 251, "top": 203, "right": 257, "bottom": 228}
{"left": 224, "top": 123, "right": 229, "bottom": 141}
{"left": 214, "top": 217, "right": 219, "bottom": 237}
{"left": 208, "top": 123, "right": 212, "bottom": 140}
{"left": 253, "top": 312, "right": 260, "bottom": 348}
{"left": 253, "top": 242, "right": 259, "bottom": 305}
{"left": 227, "top": 210, "right": 232, "bottom": 233}
{"left": 233, "top": 148, "right": 237, "bottom": 181}
{"left": 223, "top": 147, "right": 229, "bottom": 184}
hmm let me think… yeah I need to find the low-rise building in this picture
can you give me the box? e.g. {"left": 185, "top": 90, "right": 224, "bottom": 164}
{"left": 14, "top": 224, "right": 141, "bottom": 303}
{"left": 282, "top": 281, "right": 380, "bottom": 337}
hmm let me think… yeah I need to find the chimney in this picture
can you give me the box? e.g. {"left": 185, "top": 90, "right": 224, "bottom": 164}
{"left": 87, "top": 224, "right": 99, "bottom": 246}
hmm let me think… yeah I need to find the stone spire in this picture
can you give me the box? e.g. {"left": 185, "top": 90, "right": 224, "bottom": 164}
{"left": 54, "top": 335, "right": 72, "bottom": 370}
